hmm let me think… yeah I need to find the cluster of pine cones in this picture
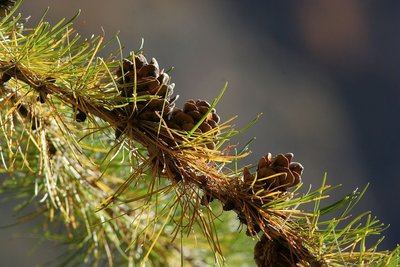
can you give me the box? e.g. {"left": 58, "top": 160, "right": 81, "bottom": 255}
{"left": 114, "top": 54, "right": 220, "bottom": 148}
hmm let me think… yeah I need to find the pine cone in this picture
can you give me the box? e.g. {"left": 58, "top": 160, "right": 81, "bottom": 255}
{"left": 114, "top": 54, "right": 176, "bottom": 137}
{"left": 167, "top": 99, "right": 220, "bottom": 149}
{"left": 237, "top": 153, "right": 303, "bottom": 236}
{"left": 243, "top": 153, "right": 303, "bottom": 193}
{"left": 254, "top": 235, "right": 302, "bottom": 267}
{"left": 256, "top": 153, "right": 303, "bottom": 191}
{"left": 254, "top": 235, "right": 323, "bottom": 267}
{"left": 116, "top": 56, "right": 174, "bottom": 100}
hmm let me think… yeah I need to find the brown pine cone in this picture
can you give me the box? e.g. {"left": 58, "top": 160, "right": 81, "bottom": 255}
{"left": 116, "top": 56, "right": 174, "bottom": 100}
{"left": 179, "top": 99, "right": 220, "bottom": 132}
{"left": 114, "top": 54, "right": 176, "bottom": 138}
{"left": 167, "top": 99, "right": 221, "bottom": 149}
{"left": 242, "top": 153, "right": 303, "bottom": 195}
{"left": 254, "top": 235, "right": 303, "bottom": 267}
{"left": 256, "top": 153, "right": 303, "bottom": 191}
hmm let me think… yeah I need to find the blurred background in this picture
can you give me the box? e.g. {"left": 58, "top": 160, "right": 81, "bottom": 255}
{"left": 1, "top": 0, "right": 399, "bottom": 265}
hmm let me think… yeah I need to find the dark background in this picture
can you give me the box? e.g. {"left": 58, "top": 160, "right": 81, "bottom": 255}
{"left": 1, "top": 1, "right": 399, "bottom": 266}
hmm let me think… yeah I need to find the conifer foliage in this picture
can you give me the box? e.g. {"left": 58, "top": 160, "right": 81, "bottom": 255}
{"left": 0, "top": 1, "right": 399, "bottom": 266}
